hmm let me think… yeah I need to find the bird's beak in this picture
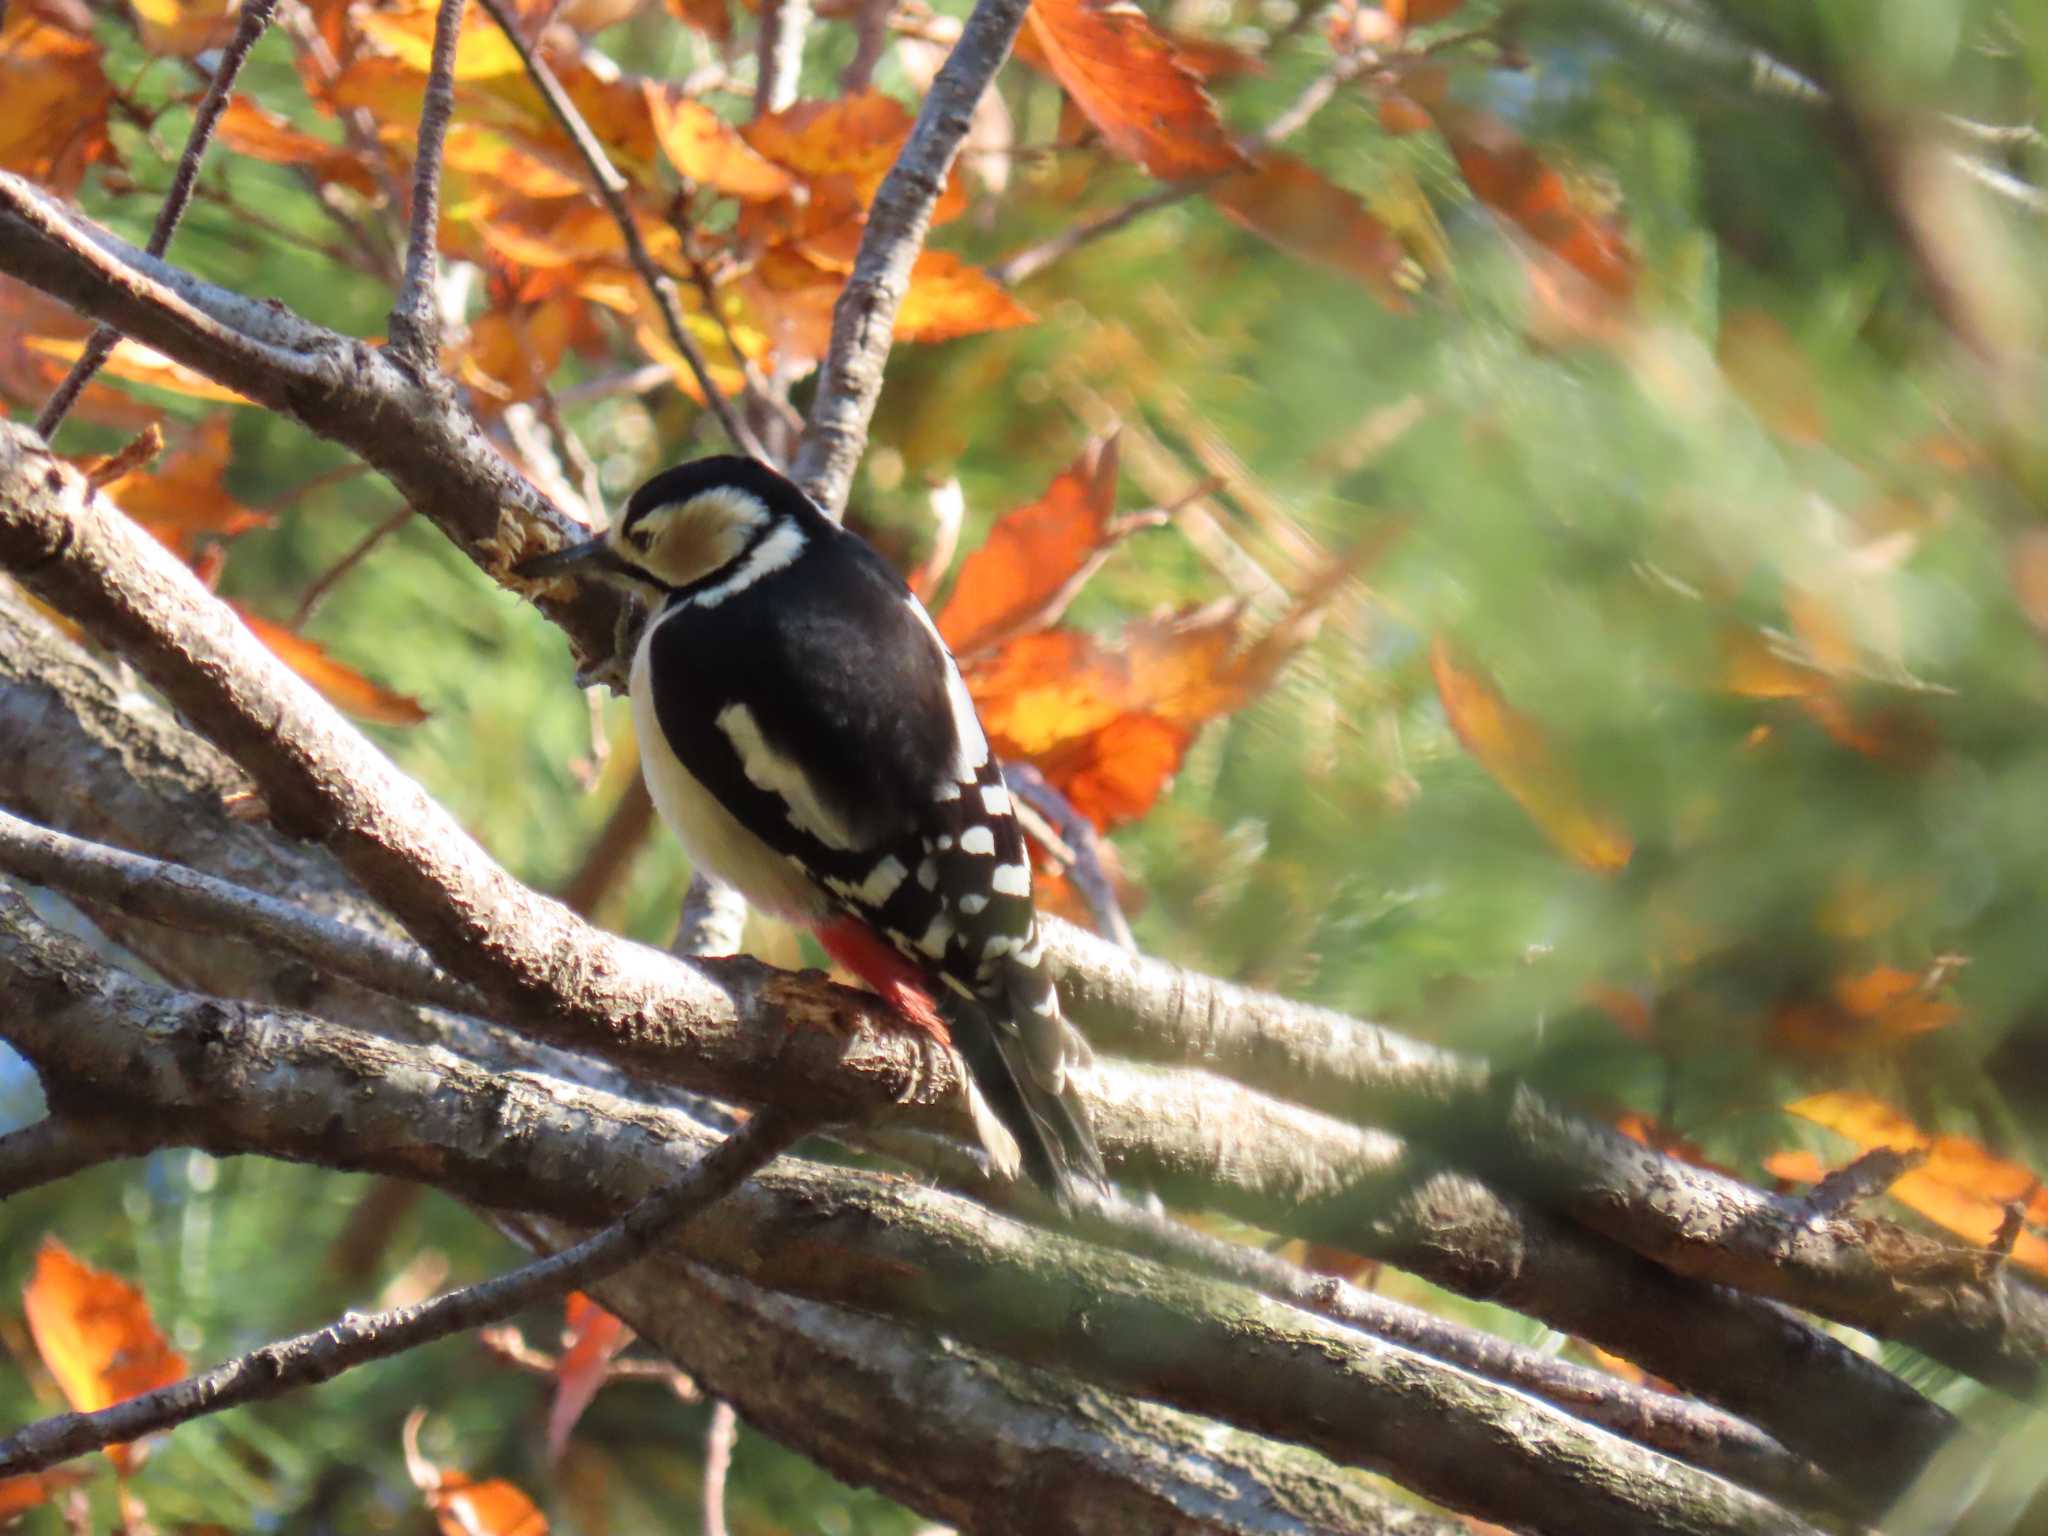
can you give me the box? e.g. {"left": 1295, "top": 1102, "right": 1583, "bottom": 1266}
{"left": 515, "top": 535, "right": 632, "bottom": 582}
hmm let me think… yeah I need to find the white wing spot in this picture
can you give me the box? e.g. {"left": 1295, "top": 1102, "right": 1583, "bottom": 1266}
{"left": 981, "top": 934, "right": 1020, "bottom": 963}
{"left": 958, "top": 893, "right": 988, "bottom": 915}
{"left": 959, "top": 825, "right": 997, "bottom": 857}
{"left": 917, "top": 859, "right": 938, "bottom": 890}
{"left": 936, "top": 834, "right": 955, "bottom": 851}
{"left": 916, "top": 914, "right": 953, "bottom": 958}
{"left": 850, "top": 856, "right": 908, "bottom": 907}
{"left": 716, "top": 702, "right": 859, "bottom": 850}
{"left": 991, "top": 862, "right": 1031, "bottom": 897}
{"left": 934, "top": 779, "right": 962, "bottom": 802}
{"left": 980, "top": 783, "right": 1012, "bottom": 816}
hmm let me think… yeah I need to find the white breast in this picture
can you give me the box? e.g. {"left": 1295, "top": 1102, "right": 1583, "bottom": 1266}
{"left": 631, "top": 617, "right": 834, "bottom": 925}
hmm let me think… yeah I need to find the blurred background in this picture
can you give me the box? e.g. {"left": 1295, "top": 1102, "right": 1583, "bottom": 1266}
{"left": 4, "top": 0, "right": 2048, "bottom": 1528}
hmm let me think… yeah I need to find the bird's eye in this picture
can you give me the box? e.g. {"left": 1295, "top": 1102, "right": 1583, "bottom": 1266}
{"left": 627, "top": 524, "right": 652, "bottom": 551}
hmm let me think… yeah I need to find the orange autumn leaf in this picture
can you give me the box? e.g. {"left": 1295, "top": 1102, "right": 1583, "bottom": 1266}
{"left": 452, "top": 297, "right": 581, "bottom": 406}
{"left": 1385, "top": 0, "right": 1464, "bottom": 24}
{"left": 1782, "top": 1093, "right": 2048, "bottom": 1276}
{"left": 1438, "top": 107, "right": 1635, "bottom": 302}
{"left": 0, "top": 1465, "right": 90, "bottom": 1519}
{"left": 546, "top": 1293, "right": 632, "bottom": 1460}
{"left": 644, "top": 82, "right": 792, "bottom": 200}
{"left": 894, "top": 250, "right": 1035, "bottom": 343}
{"left": 26, "top": 335, "right": 254, "bottom": 406}
{"left": 0, "top": 13, "right": 113, "bottom": 193}
{"left": 662, "top": 0, "right": 729, "bottom": 39}
{"left": 442, "top": 123, "right": 586, "bottom": 201}
{"left": 1430, "top": 637, "right": 1632, "bottom": 873}
{"left": 405, "top": 1412, "right": 549, "bottom": 1536}
{"left": 235, "top": 608, "right": 430, "bottom": 726}
{"left": 1025, "top": 0, "right": 1243, "bottom": 181}
{"left": 23, "top": 1239, "right": 187, "bottom": 1472}
{"left": 1210, "top": 153, "right": 1409, "bottom": 309}
{"left": 99, "top": 416, "right": 270, "bottom": 558}
{"left": 129, "top": 0, "right": 239, "bottom": 55}
{"left": 355, "top": 4, "right": 526, "bottom": 78}
{"left": 744, "top": 91, "right": 919, "bottom": 203}
{"left": 216, "top": 95, "right": 379, "bottom": 196}
{"left": 939, "top": 435, "right": 1125, "bottom": 654}
{"left": 1613, "top": 1112, "right": 1733, "bottom": 1177}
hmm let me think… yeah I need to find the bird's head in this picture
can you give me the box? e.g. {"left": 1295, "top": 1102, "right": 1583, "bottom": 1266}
{"left": 516, "top": 456, "right": 814, "bottom": 594}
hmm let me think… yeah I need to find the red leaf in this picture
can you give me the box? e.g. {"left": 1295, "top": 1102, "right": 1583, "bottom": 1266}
{"left": 1025, "top": 0, "right": 1243, "bottom": 180}
{"left": 23, "top": 1239, "right": 187, "bottom": 1473}
{"left": 236, "top": 608, "right": 431, "bottom": 726}
{"left": 546, "top": 1293, "right": 632, "bottom": 1459}
{"left": 1210, "top": 153, "right": 1410, "bottom": 309}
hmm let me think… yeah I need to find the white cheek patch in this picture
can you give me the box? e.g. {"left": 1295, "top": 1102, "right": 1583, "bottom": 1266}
{"left": 959, "top": 825, "right": 997, "bottom": 857}
{"left": 715, "top": 701, "right": 860, "bottom": 851}
{"left": 905, "top": 596, "right": 992, "bottom": 783}
{"left": 687, "top": 520, "right": 807, "bottom": 609}
{"left": 990, "top": 863, "right": 1031, "bottom": 898}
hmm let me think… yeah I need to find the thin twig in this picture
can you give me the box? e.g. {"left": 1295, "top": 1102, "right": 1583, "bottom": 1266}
{"left": 388, "top": 0, "right": 467, "bottom": 368}
{"left": 701, "top": 1399, "right": 738, "bottom": 1536}
{"left": 36, "top": 0, "right": 281, "bottom": 438}
{"left": 752, "top": 0, "right": 810, "bottom": 117}
{"left": 0, "top": 807, "right": 477, "bottom": 1013}
{"left": 0, "top": 1105, "right": 808, "bottom": 1478}
{"left": 473, "top": 0, "right": 767, "bottom": 459}
{"left": 0, "top": 1115, "right": 157, "bottom": 1200}
{"left": 840, "top": 0, "right": 894, "bottom": 94}
{"left": 789, "top": 0, "right": 1036, "bottom": 513}
{"left": 290, "top": 502, "right": 414, "bottom": 629}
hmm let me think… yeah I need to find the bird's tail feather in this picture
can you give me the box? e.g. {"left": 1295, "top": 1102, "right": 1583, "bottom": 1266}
{"left": 947, "top": 984, "right": 1105, "bottom": 1212}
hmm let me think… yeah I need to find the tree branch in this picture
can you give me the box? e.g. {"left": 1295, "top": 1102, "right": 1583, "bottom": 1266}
{"left": 387, "top": 0, "right": 467, "bottom": 368}
{"left": 0, "top": 1030, "right": 806, "bottom": 1477}
{"left": 0, "top": 1115, "right": 157, "bottom": 1200}
{"left": 0, "top": 808, "right": 476, "bottom": 1013}
{"left": 36, "top": 0, "right": 281, "bottom": 437}
{"left": 0, "top": 566, "right": 1955, "bottom": 1497}
{"left": 752, "top": 0, "right": 810, "bottom": 117}
{"left": 789, "top": 0, "right": 1031, "bottom": 511}
{"left": 0, "top": 912, "right": 1823, "bottom": 1536}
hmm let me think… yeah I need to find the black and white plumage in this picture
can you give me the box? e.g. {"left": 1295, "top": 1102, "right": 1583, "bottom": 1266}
{"left": 518, "top": 456, "right": 1104, "bottom": 1206}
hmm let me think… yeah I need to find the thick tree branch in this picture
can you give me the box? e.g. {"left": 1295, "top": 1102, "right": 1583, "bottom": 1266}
{"left": 37, "top": 0, "right": 281, "bottom": 436}
{"left": 0, "top": 1115, "right": 157, "bottom": 1200}
{"left": 0, "top": 915, "right": 1823, "bottom": 1536}
{"left": 789, "top": 0, "right": 1030, "bottom": 511}
{"left": 0, "top": 1018, "right": 806, "bottom": 1478}
{"left": 0, "top": 574, "right": 1954, "bottom": 1496}
{"left": 1051, "top": 917, "right": 2048, "bottom": 1395}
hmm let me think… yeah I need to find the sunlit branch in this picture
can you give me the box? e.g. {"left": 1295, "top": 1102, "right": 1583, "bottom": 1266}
{"left": 752, "top": 0, "right": 810, "bottom": 117}
{"left": 387, "top": 0, "right": 467, "bottom": 369}
{"left": 36, "top": 0, "right": 281, "bottom": 438}
{"left": 789, "top": 0, "right": 1034, "bottom": 513}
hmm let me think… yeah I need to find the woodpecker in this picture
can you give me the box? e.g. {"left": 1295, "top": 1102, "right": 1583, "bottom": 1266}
{"left": 518, "top": 456, "right": 1105, "bottom": 1207}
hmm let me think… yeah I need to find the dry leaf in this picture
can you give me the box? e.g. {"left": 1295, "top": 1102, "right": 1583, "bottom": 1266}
{"left": 1025, "top": 0, "right": 1243, "bottom": 180}
{"left": 356, "top": 5, "right": 526, "bottom": 79}
{"left": 129, "top": 0, "right": 239, "bottom": 54}
{"left": 1782, "top": 1092, "right": 2048, "bottom": 1276}
{"left": 0, "top": 13, "right": 113, "bottom": 193}
{"left": 405, "top": 1411, "right": 550, "bottom": 1536}
{"left": 235, "top": 608, "right": 430, "bottom": 725}
{"left": 26, "top": 335, "right": 254, "bottom": 406}
{"left": 23, "top": 1239, "right": 187, "bottom": 1472}
{"left": 216, "top": 95, "right": 379, "bottom": 196}
{"left": 1210, "top": 154, "right": 1409, "bottom": 309}
{"left": 939, "top": 436, "right": 1125, "bottom": 654}
{"left": 645, "top": 82, "right": 791, "bottom": 200}
{"left": 98, "top": 416, "right": 270, "bottom": 557}
{"left": 1439, "top": 106, "right": 1635, "bottom": 302}
{"left": 1430, "top": 636, "right": 1633, "bottom": 873}
{"left": 894, "top": 250, "right": 1036, "bottom": 343}
{"left": 545, "top": 1293, "right": 632, "bottom": 1460}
